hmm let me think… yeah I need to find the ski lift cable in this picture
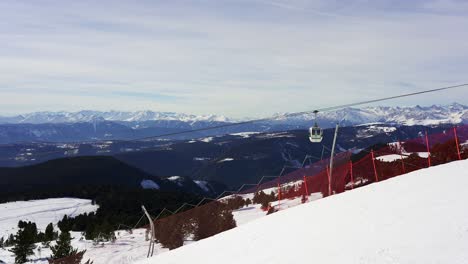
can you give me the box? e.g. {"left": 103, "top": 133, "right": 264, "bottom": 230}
{"left": 126, "top": 83, "right": 468, "bottom": 142}
{"left": 0, "top": 83, "right": 465, "bottom": 159}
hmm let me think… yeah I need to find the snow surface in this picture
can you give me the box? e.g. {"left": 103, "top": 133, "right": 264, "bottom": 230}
{"left": 193, "top": 157, "right": 210, "bottom": 161}
{"left": 138, "top": 160, "right": 468, "bottom": 264}
{"left": 257, "top": 132, "right": 295, "bottom": 139}
{"left": 376, "top": 154, "right": 406, "bottom": 162}
{"left": 217, "top": 158, "right": 234, "bottom": 163}
{"left": 416, "top": 152, "right": 430, "bottom": 158}
{"left": 0, "top": 198, "right": 267, "bottom": 264}
{"left": 0, "top": 228, "right": 163, "bottom": 264}
{"left": 376, "top": 152, "right": 430, "bottom": 162}
{"left": 140, "top": 180, "right": 160, "bottom": 190}
{"left": 229, "top": 132, "right": 261, "bottom": 138}
{"left": 200, "top": 137, "right": 214, "bottom": 143}
{"left": 0, "top": 198, "right": 98, "bottom": 240}
{"left": 193, "top": 181, "right": 210, "bottom": 193}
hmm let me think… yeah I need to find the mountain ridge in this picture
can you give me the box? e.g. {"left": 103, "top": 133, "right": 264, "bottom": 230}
{"left": 0, "top": 103, "right": 466, "bottom": 126}
{"left": 0, "top": 104, "right": 466, "bottom": 144}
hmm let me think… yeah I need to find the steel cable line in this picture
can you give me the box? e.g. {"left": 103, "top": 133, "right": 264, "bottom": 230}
{"left": 123, "top": 83, "right": 468, "bottom": 142}
{"left": 0, "top": 83, "right": 466, "bottom": 160}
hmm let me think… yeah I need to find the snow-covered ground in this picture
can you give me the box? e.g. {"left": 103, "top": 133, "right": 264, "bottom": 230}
{"left": 0, "top": 197, "right": 269, "bottom": 264}
{"left": 217, "top": 158, "right": 234, "bottom": 163}
{"left": 137, "top": 159, "right": 468, "bottom": 264}
{"left": 0, "top": 198, "right": 98, "bottom": 239}
{"left": 0, "top": 198, "right": 154, "bottom": 264}
{"left": 0, "top": 229, "right": 160, "bottom": 264}
{"left": 200, "top": 137, "right": 214, "bottom": 143}
{"left": 0, "top": 198, "right": 99, "bottom": 264}
{"left": 229, "top": 132, "right": 261, "bottom": 138}
{"left": 140, "top": 180, "right": 160, "bottom": 190}
{"left": 376, "top": 154, "right": 406, "bottom": 162}
{"left": 194, "top": 180, "right": 210, "bottom": 192}
{"left": 376, "top": 152, "right": 429, "bottom": 162}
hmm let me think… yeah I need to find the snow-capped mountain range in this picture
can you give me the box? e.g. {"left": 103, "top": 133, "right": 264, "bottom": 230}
{"left": 0, "top": 104, "right": 466, "bottom": 144}
{"left": 2, "top": 103, "right": 466, "bottom": 126}
{"left": 0, "top": 110, "right": 231, "bottom": 124}
{"left": 275, "top": 103, "right": 468, "bottom": 127}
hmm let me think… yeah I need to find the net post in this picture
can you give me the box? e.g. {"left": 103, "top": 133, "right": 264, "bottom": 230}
{"left": 371, "top": 149, "right": 379, "bottom": 182}
{"left": 425, "top": 130, "right": 431, "bottom": 167}
{"left": 303, "top": 175, "right": 309, "bottom": 196}
{"left": 454, "top": 126, "right": 462, "bottom": 160}
{"left": 277, "top": 178, "right": 281, "bottom": 209}
{"left": 349, "top": 161, "right": 354, "bottom": 190}
{"left": 398, "top": 140, "right": 406, "bottom": 174}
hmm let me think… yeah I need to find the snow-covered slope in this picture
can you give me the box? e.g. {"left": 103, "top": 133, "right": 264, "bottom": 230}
{"left": 0, "top": 198, "right": 98, "bottom": 239}
{"left": 138, "top": 159, "right": 468, "bottom": 264}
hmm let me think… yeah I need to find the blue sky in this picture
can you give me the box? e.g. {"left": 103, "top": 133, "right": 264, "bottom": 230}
{"left": 1, "top": 0, "right": 467, "bottom": 117}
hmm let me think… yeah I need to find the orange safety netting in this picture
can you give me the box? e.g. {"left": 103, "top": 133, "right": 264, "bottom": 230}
{"left": 140, "top": 124, "right": 468, "bottom": 253}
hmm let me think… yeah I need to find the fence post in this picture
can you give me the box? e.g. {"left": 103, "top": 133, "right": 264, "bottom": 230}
{"left": 398, "top": 140, "right": 406, "bottom": 174}
{"left": 349, "top": 161, "right": 354, "bottom": 190}
{"left": 425, "top": 130, "right": 431, "bottom": 167}
{"left": 303, "top": 175, "right": 309, "bottom": 196}
{"left": 277, "top": 179, "right": 281, "bottom": 209}
{"left": 326, "top": 166, "right": 331, "bottom": 196}
{"left": 141, "top": 205, "right": 155, "bottom": 258}
{"left": 454, "top": 127, "right": 462, "bottom": 160}
{"left": 371, "top": 150, "right": 379, "bottom": 182}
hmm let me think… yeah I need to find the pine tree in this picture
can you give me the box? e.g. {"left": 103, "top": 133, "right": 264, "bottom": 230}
{"left": 84, "top": 223, "right": 96, "bottom": 240}
{"left": 37, "top": 232, "right": 45, "bottom": 243}
{"left": 5, "top": 234, "right": 15, "bottom": 247}
{"left": 50, "top": 231, "right": 76, "bottom": 260}
{"left": 245, "top": 198, "right": 252, "bottom": 207}
{"left": 10, "top": 222, "right": 37, "bottom": 264}
{"left": 0, "top": 237, "right": 4, "bottom": 248}
{"left": 57, "top": 215, "right": 72, "bottom": 232}
{"left": 44, "top": 223, "right": 56, "bottom": 242}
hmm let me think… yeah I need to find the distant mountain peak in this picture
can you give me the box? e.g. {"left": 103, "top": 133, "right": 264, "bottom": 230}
{"left": 0, "top": 110, "right": 232, "bottom": 124}
{"left": 0, "top": 103, "right": 466, "bottom": 128}
{"left": 272, "top": 103, "right": 467, "bottom": 127}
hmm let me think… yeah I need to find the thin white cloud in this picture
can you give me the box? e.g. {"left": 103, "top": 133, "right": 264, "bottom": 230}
{"left": 0, "top": 0, "right": 467, "bottom": 117}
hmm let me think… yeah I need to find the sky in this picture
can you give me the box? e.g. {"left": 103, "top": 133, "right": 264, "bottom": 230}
{"left": 1, "top": 0, "right": 468, "bottom": 118}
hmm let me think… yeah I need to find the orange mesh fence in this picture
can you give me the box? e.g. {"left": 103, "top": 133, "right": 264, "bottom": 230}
{"left": 141, "top": 124, "right": 468, "bottom": 253}
{"left": 241, "top": 152, "right": 352, "bottom": 195}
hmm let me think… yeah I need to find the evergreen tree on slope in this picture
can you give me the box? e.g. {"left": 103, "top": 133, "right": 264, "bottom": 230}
{"left": 10, "top": 221, "right": 37, "bottom": 264}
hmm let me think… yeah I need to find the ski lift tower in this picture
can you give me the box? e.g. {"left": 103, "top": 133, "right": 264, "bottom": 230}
{"left": 309, "top": 110, "right": 339, "bottom": 195}
{"left": 328, "top": 123, "right": 339, "bottom": 195}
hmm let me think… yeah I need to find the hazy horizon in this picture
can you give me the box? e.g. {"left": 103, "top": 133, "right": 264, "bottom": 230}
{"left": 0, "top": 102, "right": 466, "bottom": 120}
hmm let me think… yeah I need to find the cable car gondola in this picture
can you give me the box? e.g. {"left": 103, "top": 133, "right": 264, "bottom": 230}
{"left": 309, "top": 110, "right": 323, "bottom": 143}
